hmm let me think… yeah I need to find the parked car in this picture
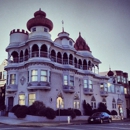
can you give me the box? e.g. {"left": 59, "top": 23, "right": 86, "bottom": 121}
{"left": 88, "top": 112, "right": 112, "bottom": 124}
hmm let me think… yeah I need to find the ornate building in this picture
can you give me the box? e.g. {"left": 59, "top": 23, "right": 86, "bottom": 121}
{"left": 4, "top": 9, "right": 127, "bottom": 117}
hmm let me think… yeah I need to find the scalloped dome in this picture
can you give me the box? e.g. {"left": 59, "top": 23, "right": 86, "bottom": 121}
{"left": 27, "top": 9, "right": 53, "bottom": 31}
{"left": 74, "top": 32, "right": 91, "bottom": 52}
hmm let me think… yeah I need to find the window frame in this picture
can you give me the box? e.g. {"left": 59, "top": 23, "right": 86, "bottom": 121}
{"left": 19, "top": 94, "right": 25, "bottom": 105}
{"left": 10, "top": 74, "right": 16, "bottom": 84}
{"left": 41, "top": 70, "right": 47, "bottom": 82}
{"left": 31, "top": 70, "right": 38, "bottom": 82}
{"left": 28, "top": 93, "right": 36, "bottom": 106}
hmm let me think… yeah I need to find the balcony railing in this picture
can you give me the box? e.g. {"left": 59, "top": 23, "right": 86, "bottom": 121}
{"left": 63, "top": 85, "right": 75, "bottom": 93}
{"left": 84, "top": 88, "right": 93, "bottom": 95}
{"left": 6, "top": 84, "right": 18, "bottom": 92}
{"left": 8, "top": 51, "right": 93, "bottom": 71}
{"left": 27, "top": 81, "right": 51, "bottom": 90}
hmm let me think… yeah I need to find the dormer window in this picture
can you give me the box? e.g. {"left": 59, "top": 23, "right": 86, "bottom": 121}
{"left": 32, "top": 27, "right": 36, "bottom": 32}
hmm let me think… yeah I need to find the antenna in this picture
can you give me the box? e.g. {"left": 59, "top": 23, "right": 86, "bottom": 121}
{"left": 62, "top": 20, "right": 64, "bottom": 32}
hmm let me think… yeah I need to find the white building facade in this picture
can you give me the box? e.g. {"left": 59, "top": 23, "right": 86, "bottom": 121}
{"left": 4, "top": 9, "right": 126, "bottom": 117}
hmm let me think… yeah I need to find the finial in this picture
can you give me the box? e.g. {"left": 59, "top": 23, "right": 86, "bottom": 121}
{"left": 62, "top": 20, "right": 64, "bottom": 32}
{"left": 39, "top": 8, "right": 41, "bottom": 11}
{"left": 109, "top": 65, "right": 111, "bottom": 70}
{"left": 79, "top": 32, "right": 81, "bottom": 36}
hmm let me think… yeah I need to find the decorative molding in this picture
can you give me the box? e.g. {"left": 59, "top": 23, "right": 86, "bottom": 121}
{"left": 20, "top": 76, "right": 26, "bottom": 85}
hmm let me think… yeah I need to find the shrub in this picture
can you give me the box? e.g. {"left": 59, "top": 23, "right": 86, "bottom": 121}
{"left": 74, "top": 109, "right": 81, "bottom": 116}
{"left": 56, "top": 109, "right": 69, "bottom": 116}
{"left": 111, "top": 110, "right": 118, "bottom": 115}
{"left": 14, "top": 105, "right": 28, "bottom": 118}
{"left": 32, "top": 101, "right": 45, "bottom": 111}
{"left": 83, "top": 100, "right": 92, "bottom": 116}
{"left": 11, "top": 104, "right": 20, "bottom": 113}
{"left": 68, "top": 108, "right": 76, "bottom": 119}
{"left": 27, "top": 105, "right": 37, "bottom": 116}
{"left": 98, "top": 102, "right": 107, "bottom": 112}
{"left": 106, "top": 109, "right": 111, "bottom": 115}
{"left": 38, "top": 108, "right": 46, "bottom": 116}
{"left": 45, "top": 107, "right": 56, "bottom": 119}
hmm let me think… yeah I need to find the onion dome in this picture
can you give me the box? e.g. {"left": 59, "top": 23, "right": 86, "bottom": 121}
{"left": 74, "top": 32, "right": 91, "bottom": 52}
{"left": 107, "top": 68, "right": 114, "bottom": 77}
{"left": 27, "top": 9, "right": 53, "bottom": 31}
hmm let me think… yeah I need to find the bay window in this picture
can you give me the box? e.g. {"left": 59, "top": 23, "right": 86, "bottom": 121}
{"left": 41, "top": 70, "right": 47, "bottom": 82}
{"left": 29, "top": 93, "right": 36, "bottom": 105}
{"left": 31, "top": 70, "right": 38, "bottom": 81}
{"left": 63, "top": 75, "right": 68, "bottom": 85}
{"left": 10, "top": 74, "right": 16, "bottom": 84}
{"left": 70, "top": 76, "right": 74, "bottom": 86}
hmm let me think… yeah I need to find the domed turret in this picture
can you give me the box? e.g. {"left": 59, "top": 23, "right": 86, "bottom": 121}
{"left": 107, "top": 68, "right": 114, "bottom": 77}
{"left": 74, "top": 32, "right": 91, "bottom": 52}
{"left": 27, "top": 9, "right": 53, "bottom": 32}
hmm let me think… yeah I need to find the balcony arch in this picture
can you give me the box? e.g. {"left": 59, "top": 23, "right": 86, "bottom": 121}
{"left": 40, "top": 44, "right": 48, "bottom": 57}
{"left": 78, "top": 59, "right": 82, "bottom": 69}
{"left": 25, "top": 49, "right": 29, "bottom": 61}
{"left": 32, "top": 44, "right": 39, "bottom": 57}
{"left": 69, "top": 54, "right": 73, "bottom": 65}
{"left": 57, "top": 52, "right": 62, "bottom": 64}
{"left": 88, "top": 60, "right": 92, "bottom": 70}
{"left": 10, "top": 51, "right": 19, "bottom": 63}
{"left": 50, "top": 50, "right": 56, "bottom": 62}
{"left": 83, "top": 59, "right": 87, "bottom": 70}
{"left": 20, "top": 50, "right": 23, "bottom": 62}
{"left": 63, "top": 53, "right": 68, "bottom": 64}
{"left": 74, "top": 57, "right": 77, "bottom": 68}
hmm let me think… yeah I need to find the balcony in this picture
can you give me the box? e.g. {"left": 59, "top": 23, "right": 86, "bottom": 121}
{"left": 83, "top": 88, "right": 93, "bottom": 95}
{"left": 100, "top": 91, "right": 108, "bottom": 97}
{"left": 6, "top": 84, "right": 18, "bottom": 92}
{"left": 27, "top": 81, "right": 51, "bottom": 90}
{"left": 63, "top": 85, "right": 75, "bottom": 93}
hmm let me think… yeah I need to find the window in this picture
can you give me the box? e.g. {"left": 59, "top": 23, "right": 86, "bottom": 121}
{"left": 32, "top": 27, "right": 36, "bottom": 32}
{"left": 88, "top": 80, "right": 93, "bottom": 89}
{"left": 70, "top": 76, "right": 74, "bottom": 86}
{"left": 91, "top": 102, "right": 96, "bottom": 109}
{"left": 41, "top": 70, "right": 47, "bottom": 82}
{"left": 44, "top": 28, "right": 48, "bottom": 32}
{"left": 31, "top": 70, "right": 38, "bottom": 81}
{"left": 84, "top": 80, "right": 87, "bottom": 88}
{"left": 124, "top": 88, "right": 127, "bottom": 94}
{"left": 100, "top": 83, "right": 104, "bottom": 90}
{"left": 91, "top": 96, "right": 96, "bottom": 109}
{"left": 74, "top": 100, "right": 80, "bottom": 109}
{"left": 102, "top": 98, "right": 107, "bottom": 106}
{"left": 69, "top": 41, "right": 72, "bottom": 46}
{"left": 112, "top": 98, "right": 116, "bottom": 109}
{"left": 63, "top": 75, "right": 68, "bottom": 85}
{"left": 57, "top": 97, "right": 64, "bottom": 109}
{"left": 111, "top": 84, "right": 115, "bottom": 93}
{"left": 3, "top": 71, "right": 7, "bottom": 79}
{"left": 19, "top": 94, "right": 25, "bottom": 105}
{"left": 104, "top": 83, "right": 108, "bottom": 92}
{"left": 10, "top": 74, "right": 16, "bottom": 84}
{"left": 29, "top": 93, "right": 36, "bottom": 106}
{"left": 120, "top": 86, "right": 124, "bottom": 94}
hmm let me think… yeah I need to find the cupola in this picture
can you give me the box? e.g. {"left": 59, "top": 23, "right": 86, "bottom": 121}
{"left": 74, "top": 32, "right": 91, "bottom": 52}
{"left": 107, "top": 68, "right": 114, "bottom": 77}
{"left": 26, "top": 9, "right": 53, "bottom": 32}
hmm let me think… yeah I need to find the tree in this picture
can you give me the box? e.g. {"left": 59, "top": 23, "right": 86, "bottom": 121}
{"left": 83, "top": 100, "right": 92, "bottom": 116}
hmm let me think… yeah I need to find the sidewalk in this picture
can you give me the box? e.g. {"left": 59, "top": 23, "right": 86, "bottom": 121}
{"left": 0, "top": 116, "right": 130, "bottom": 127}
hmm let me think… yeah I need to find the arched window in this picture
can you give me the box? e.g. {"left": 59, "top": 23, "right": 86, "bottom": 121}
{"left": 40, "top": 44, "right": 47, "bottom": 57}
{"left": 50, "top": 50, "right": 56, "bottom": 62}
{"left": 78, "top": 59, "right": 82, "bottom": 69}
{"left": 63, "top": 53, "right": 68, "bottom": 64}
{"left": 74, "top": 57, "right": 77, "bottom": 68}
{"left": 83, "top": 60, "right": 87, "bottom": 70}
{"left": 57, "top": 52, "right": 62, "bottom": 64}
{"left": 69, "top": 54, "right": 73, "bottom": 65}
{"left": 32, "top": 44, "right": 39, "bottom": 57}
{"left": 91, "top": 96, "right": 96, "bottom": 109}
{"left": 11, "top": 51, "right": 18, "bottom": 63}
{"left": 102, "top": 98, "right": 107, "bottom": 106}
{"left": 20, "top": 50, "right": 23, "bottom": 62}
{"left": 112, "top": 98, "right": 116, "bottom": 109}
{"left": 73, "top": 94, "right": 80, "bottom": 109}
{"left": 25, "top": 49, "right": 29, "bottom": 61}
{"left": 57, "top": 93, "right": 64, "bottom": 109}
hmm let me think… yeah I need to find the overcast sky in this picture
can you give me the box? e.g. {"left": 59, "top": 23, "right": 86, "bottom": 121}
{"left": 0, "top": 0, "right": 130, "bottom": 78}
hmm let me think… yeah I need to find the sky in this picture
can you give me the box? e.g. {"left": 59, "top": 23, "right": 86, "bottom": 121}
{"left": 0, "top": 0, "right": 130, "bottom": 78}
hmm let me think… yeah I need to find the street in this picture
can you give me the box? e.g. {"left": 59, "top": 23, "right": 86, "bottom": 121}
{"left": 0, "top": 122, "right": 130, "bottom": 130}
